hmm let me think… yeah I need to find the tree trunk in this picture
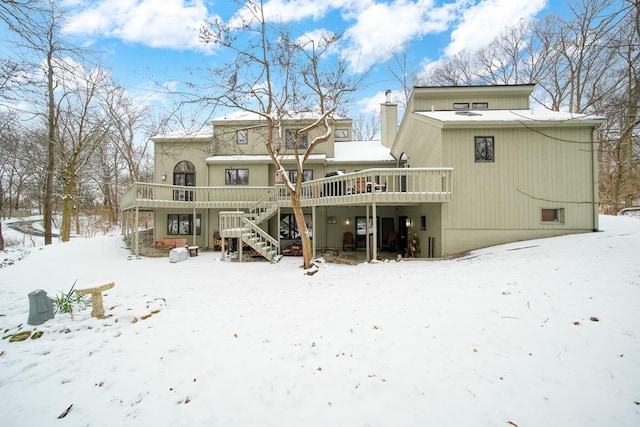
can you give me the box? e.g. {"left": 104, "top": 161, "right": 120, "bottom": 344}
{"left": 44, "top": 40, "right": 55, "bottom": 245}
{"left": 60, "top": 172, "right": 76, "bottom": 242}
{"left": 290, "top": 191, "right": 312, "bottom": 269}
{"left": 0, "top": 183, "right": 5, "bottom": 251}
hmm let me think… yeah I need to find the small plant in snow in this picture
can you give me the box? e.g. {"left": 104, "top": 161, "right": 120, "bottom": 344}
{"left": 53, "top": 281, "right": 90, "bottom": 315}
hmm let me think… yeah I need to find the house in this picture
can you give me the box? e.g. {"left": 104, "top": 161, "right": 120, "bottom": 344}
{"left": 121, "top": 84, "right": 604, "bottom": 261}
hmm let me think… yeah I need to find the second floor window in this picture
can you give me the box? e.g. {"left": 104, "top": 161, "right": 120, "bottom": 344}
{"left": 475, "top": 136, "right": 495, "bottom": 162}
{"left": 285, "top": 129, "right": 308, "bottom": 149}
{"left": 225, "top": 168, "right": 249, "bottom": 185}
{"left": 237, "top": 129, "right": 248, "bottom": 144}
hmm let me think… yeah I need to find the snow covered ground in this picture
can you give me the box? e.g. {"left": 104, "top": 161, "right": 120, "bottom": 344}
{"left": 1, "top": 215, "right": 639, "bottom": 427}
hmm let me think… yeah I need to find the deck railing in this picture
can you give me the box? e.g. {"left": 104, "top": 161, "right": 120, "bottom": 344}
{"left": 121, "top": 167, "right": 453, "bottom": 211}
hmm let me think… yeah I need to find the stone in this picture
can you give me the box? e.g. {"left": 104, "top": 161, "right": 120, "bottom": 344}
{"left": 27, "top": 289, "right": 55, "bottom": 325}
{"left": 9, "top": 331, "right": 31, "bottom": 342}
{"left": 75, "top": 282, "right": 115, "bottom": 318}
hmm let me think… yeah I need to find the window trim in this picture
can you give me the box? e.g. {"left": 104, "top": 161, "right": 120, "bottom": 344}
{"left": 472, "top": 102, "right": 489, "bottom": 109}
{"left": 287, "top": 169, "right": 314, "bottom": 183}
{"left": 225, "top": 168, "right": 249, "bottom": 185}
{"left": 474, "top": 136, "right": 495, "bottom": 163}
{"left": 334, "top": 128, "right": 349, "bottom": 139}
{"left": 453, "top": 102, "right": 470, "bottom": 109}
{"left": 167, "top": 214, "right": 201, "bottom": 235}
{"left": 541, "top": 208, "right": 565, "bottom": 224}
{"left": 236, "top": 129, "right": 248, "bottom": 145}
{"left": 285, "top": 129, "right": 309, "bottom": 149}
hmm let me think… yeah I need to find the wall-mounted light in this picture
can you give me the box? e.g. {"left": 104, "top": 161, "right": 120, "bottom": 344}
{"left": 345, "top": 217, "right": 350, "bottom": 226}
{"left": 161, "top": 173, "right": 167, "bottom": 182}
{"left": 405, "top": 217, "right": 412, "bottom": 228}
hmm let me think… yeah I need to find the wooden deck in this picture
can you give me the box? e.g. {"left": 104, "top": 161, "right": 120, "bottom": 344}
{"left": 121, "top": 168, "right": 453, "bottom": 211}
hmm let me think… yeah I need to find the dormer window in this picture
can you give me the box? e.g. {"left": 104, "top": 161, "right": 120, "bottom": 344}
{"left": 453, "top": 102, "right": 469, "bottom": 109}
{"left": 237, "top": 129, "right": 248, "bottom": 144}
{"left": 472, "top": 102, "right": 489, "bottom": 109}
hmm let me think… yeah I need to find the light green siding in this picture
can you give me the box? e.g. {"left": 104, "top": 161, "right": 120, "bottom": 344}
{"left": 441, "top": 125, "right": 598, "bottom": 254}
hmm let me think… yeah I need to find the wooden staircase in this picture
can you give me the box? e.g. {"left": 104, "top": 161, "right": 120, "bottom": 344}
{"left": 220, "top": 188, "right": 282, "bottom": 263}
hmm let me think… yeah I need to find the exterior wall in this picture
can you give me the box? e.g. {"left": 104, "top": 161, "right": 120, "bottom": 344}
{"left": 411, "top": 94, "right": 529, "bottom": 111}
{"left": 153, "top": 207, "right": 210, "bottom": 248}
{"left": 441, "top": 125, "right": 598, "bottom": 255}
{"left": 208, "top": 162, "right": 271, "bottom": 186}
{"left": 391, "top": 115, "right": 442, "bottom": 167}
{"left": 408, "top": 85, "right": 533, "bottom": 113}
{"left": 402, "top": 203, "right": 443, "bottom": 257}
{"left": 154, "top": 139, "right": 211, "bottom": 186}
{"left": 211, "top": 119, "right": 350, "bottom": 158}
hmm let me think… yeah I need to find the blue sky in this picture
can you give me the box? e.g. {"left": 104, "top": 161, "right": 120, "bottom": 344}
{"left": 57, "top": 0, "right": 566, "bottom": 123}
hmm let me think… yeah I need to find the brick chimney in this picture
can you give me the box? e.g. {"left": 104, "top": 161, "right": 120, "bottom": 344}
{"left": 380, "top": 89, "right": 398, "bottom": 149}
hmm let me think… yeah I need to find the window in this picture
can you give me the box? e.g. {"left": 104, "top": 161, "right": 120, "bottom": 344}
{"left": 280, "top": 213, "right": 312, "bottom": 239}
{"left": 237, "top": 129, "right": 248, "bottom": 144}
{"left": 285, "top": 129, "right": 308, "bottom": 149}
{"left": 541, "top": 208, "right": 565, "bottom": 223}
{"left": 475, "top": 136, "right": 495, "bottom": 162}
{"left": 453, "top": 102, "right": 469, "bottom": 109}
{"left": 287, "top": 169, "right": 313, "bottom": 183}
{"left": 167, "top": 214, "right": 201, "bottom": 235}
{"left": 334, "top": 128, "right": 349, "bottom": 139}
{"left": 420, "top": 215, "right": 427, "bottom": 230}
{"left": 173, "top": 161, "right": 195, "bottom": 201}
{"left": 225, "top": 168, "right": 249, "bottom": 185}
{"left": 472, "top": 102, "right": 488, "bottom": 109}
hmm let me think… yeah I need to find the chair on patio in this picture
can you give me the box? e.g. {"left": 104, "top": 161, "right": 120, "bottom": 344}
{"left": 343, "top": 232, "right": 355, "bottom": 251}
{"left": 380, "top": 232, "right": 396, "bottom": 252}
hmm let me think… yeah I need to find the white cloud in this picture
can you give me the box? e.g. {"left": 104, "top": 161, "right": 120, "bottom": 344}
{"left": 342, "top": 0, "right": 458, "bottom": 72}
{"left": 63, "top": 0, "right": 217, "bottom": 51}
{"left": 445, "top": 0, "right": 548, "bottom": 56}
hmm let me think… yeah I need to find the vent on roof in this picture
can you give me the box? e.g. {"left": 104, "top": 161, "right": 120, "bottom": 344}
{"left": 455, "top": 111, "right": 481, "bottom": 116}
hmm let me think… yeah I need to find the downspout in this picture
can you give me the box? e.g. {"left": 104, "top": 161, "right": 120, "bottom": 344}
{"left": 591, "top": 126, "right": 600, "bottom": 232}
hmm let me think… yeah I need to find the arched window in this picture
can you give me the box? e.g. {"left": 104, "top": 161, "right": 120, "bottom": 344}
{"left": 398, "top": 153, "right": 408, "bottom": 192}
{"left": 173, "top": 161, "right": 195, "bottom": 201}
{"left": 398, "top": 152, "right": 409, "bottom": 168}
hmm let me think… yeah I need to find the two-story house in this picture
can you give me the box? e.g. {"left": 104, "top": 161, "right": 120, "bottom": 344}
{"left": 121, "top": 84, "right": 603, "bottom": 261}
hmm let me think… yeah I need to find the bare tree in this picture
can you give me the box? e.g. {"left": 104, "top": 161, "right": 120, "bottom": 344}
{"left": 200, "top": 0, "right": 358, "bottom": 268}
{"left": 55, "top": 62, "right": 112, "bottom": 242}
{"left": 351, "top": 113, "right": 380, "bottom": 141}
{"left": 596, "top": 0, "right": 640, "bottom": 212}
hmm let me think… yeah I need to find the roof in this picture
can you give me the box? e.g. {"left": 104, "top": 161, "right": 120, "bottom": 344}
{"left": 151, "top": 129, "right": 213, "bottom": 140}
{"left": 205, "top": 140, "right": 395, "bottom": 164}
{"left": 206, "top": 154, "right": 327, "bottom": 164}
{"left": 212, "top": 110, "right": 349, "bottom": 122}
{"left": 330, "top": 140, "right": 395, "bottom": 163}
{"left": 416, "top": 109, "right": 604, "bottom": 126}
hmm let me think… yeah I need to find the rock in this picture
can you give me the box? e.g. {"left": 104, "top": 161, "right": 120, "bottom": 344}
{"left": 9, "top": 331, "right": 32, "bottom": 342}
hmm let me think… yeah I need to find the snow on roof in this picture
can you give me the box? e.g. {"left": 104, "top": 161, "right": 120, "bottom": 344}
{"left": 331, "top": 140, "right": 395, "bottom": 163}
{"left": 205, "top": 140, "right": 394, "bottom": 164}
{"left": 416, "top": 109, "right": 604, "bottom": 124}
{"left": 151, "top": 128, "right": 213, "bottom": 140}
{"left": 206, "top": 154, "right": 327, "bottom": 163}
{"left": 213, "top": 110, "right": 348, "bottom": 122}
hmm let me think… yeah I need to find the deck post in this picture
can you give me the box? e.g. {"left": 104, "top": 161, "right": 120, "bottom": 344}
{"left": 372, "top": 202, "right": 377, "bottom": 261}
{"left": 135, "top": 207, "right": 139, "bottom": 257}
